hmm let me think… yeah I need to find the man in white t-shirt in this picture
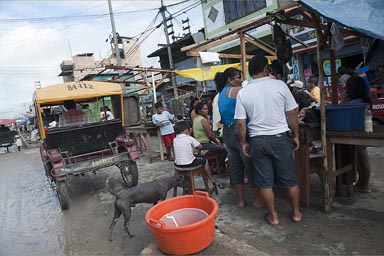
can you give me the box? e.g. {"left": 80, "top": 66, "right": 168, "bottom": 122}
{"left": 234, "top": 55, "right": 302, "bottom": 225}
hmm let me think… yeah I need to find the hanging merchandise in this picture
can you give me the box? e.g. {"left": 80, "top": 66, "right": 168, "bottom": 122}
{"left": 273, "top": 24, "right": 292, "bottom": 65}
{"left": 330, "top": 23, "right": 345, "bottom": 51}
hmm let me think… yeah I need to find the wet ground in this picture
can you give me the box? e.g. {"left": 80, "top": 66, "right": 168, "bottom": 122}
{"left": 1, "top": 143, "right": 384, "bottom": 255}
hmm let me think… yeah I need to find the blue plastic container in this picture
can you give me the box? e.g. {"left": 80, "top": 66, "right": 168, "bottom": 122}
{"left": 322, "top": 103, "right": 367, "bottom": 131}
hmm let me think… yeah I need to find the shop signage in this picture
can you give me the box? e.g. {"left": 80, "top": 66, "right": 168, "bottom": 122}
{"left": 289, "top": 28, "right": 317, "bottom": 49}
{"left": 323, "top": 59, "right": 342, "bottom": 76}
{"left": 293, "top": 60, "right": 299, "bottom": 80}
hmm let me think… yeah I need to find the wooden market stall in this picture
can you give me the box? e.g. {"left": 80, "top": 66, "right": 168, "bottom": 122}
{"left": 180, "top": 0, "right": 384, "bottom": 212}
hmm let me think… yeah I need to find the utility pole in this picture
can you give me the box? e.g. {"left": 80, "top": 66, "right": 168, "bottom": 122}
{"left": 108, "top": 0, "right": 125, "bottom": 93}
{"left": 160, "top": 0, "right": 179, "bottom": 102}
{"left": 108, "top": 0, "right": 121, "bottom": 67}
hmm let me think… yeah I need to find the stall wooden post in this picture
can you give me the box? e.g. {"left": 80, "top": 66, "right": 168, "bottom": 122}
{"left": 330, "top": 48, "right": 338, "bottom": 104}
{"left": 314, "top": 16, "right": 331, "bottom": 213}
{"left": 239, "top": 32, "right": 247, "bottom": 80}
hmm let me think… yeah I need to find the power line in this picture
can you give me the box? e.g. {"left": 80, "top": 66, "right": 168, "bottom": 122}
{"left": 0, "top": 8, "right": 158, "bottom": 24}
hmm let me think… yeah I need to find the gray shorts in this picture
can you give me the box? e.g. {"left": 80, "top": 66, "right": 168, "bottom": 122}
{"left": 174, "top": 156, "right": 207, "bottom": 168}
{"left": 248, "top": 132, "right": 297, "bottom": 189}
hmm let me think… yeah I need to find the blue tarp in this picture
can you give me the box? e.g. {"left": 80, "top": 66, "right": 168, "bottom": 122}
{"left": 300, "top": 0, "right": 384, "bottom": 40}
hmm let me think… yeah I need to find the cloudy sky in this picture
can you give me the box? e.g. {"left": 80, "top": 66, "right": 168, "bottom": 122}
{"left": 0, "top": 0, "right": 203, "bottom": 118}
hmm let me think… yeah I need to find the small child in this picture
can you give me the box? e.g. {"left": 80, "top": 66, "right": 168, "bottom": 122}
{"left": 173, "top": 121, "right": 216, "bottom": 183}
{"left": 152, "top": 102, "right": 176, "bottom": 161}
{"left": 100, "top": 106, "right": 114, "bottom": 121}
{"left": 14, "top": 135, "right": 22, "bottom": 151}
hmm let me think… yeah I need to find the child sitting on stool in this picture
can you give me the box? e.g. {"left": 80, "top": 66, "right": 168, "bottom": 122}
{"left": 173, "top": 121, "right": 217, "bottom": 183}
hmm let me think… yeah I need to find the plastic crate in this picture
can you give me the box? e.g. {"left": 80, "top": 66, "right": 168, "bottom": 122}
{"left": 322, "top": 103, "right": 367, "bottom": 131}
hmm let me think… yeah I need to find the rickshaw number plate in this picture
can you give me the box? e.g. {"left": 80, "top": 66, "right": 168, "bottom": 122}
{"left": 91, "top": 157, "right": 114, "bottom": 167}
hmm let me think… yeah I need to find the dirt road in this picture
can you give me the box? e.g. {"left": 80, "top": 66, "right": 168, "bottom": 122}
{"left": 1, "top": 145, "right": 384, "bottom": 255}
{"left": 0, "top": 147, "right": 164, "bottom": 255}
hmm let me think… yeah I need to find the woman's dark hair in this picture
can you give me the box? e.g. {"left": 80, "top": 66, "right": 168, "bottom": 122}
{"left": 189, "top": 97, "right": 199, "bottom": 109}
{"left": 345, "top": 76, "right": 371, "bottom": 104}
{"left": 194, "top": 101, "right": 208, "bottom": 115}
{"left": 214, "top": 68, "right": 241, "bottom": 92}
{"left": 188, "top": 96, "right": 200, "bottom": 117}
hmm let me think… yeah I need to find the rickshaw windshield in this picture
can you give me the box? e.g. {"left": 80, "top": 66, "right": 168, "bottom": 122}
{"left": 33, "top": 81, "right": 124, "bottom": 139}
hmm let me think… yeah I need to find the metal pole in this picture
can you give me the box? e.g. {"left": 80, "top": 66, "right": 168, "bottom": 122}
{"left": 152, "top": 71, "right": 157, "bottom": 104}
{"left": 160, "top": 0, "right": 180, "bottom": 114}
{"left": 108, "top": 0, "right": 121, "bottom": 67}
{"left": 108, "top": 0, "right": 125, "bottom": 93}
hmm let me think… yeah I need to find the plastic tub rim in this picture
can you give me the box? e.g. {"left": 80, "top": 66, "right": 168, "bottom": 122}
{"left": 146, "top": 193, "right": 218, "bottom": 232}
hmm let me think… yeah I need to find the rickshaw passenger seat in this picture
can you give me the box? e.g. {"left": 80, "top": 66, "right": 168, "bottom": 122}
{"left": 45, "top": 120, "right": 123, "bottom": 156}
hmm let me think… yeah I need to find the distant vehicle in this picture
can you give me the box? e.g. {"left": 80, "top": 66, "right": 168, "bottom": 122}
{"left": 33, "top": 81, "right": 141, "bottom": 210}
{"left": 372, "top": 98, "right": 384, "bottom": 124}
{"left": 0, "top": 119, "right": 17, "bottom": 153}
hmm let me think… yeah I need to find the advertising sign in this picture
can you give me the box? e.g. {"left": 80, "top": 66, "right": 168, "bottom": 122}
{"left": 293, "top": 60, "right": 299, "bottom": 80}
{"left": 323, "top": 59, "right": 342, "bottom": 76}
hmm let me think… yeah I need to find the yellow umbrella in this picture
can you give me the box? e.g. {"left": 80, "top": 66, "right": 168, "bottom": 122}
{"left": 175, "top": 63, "right": 245, "bottom": 81}
{"left": 175, "top": 58, "right": 273, "bottom": 82}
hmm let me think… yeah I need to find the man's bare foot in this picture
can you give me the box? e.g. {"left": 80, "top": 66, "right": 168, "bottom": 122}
{"left": 354, "top": 185, "right": 371, "bottom": 193}
{"left": 291, "top": 211, "right": 303, "bottom": 223}
{"left": 264, "top": 213, "right": 279, "bottom": 225}
{"left": 237, "top": 200, "right": 245, "bottom": 208}
{"left": 253, "top": 200, "right": 264, "bottom": 209}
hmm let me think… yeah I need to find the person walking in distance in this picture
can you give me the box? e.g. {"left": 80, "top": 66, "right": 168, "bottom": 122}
{"left": 15, "top": 135, "right": 22, "bottom": 151}
{"left": 235, "top": 55, "right": 302, "bottom": 225}
{"left": 152, "top": 102, "right": 176, "bottom": 161}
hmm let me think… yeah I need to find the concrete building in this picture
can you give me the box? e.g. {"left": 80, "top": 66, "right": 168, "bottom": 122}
{"left": 201, "top": 0, "right": 282, "bottom": 54}
{"left": 59, "top": 38, "right": 141, "bottom": 82}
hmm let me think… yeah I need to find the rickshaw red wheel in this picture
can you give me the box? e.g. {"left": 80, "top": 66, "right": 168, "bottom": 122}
{"left": 56, "top": 181, "right": 69, "bottom": 210}
{"left": 119, "top": 160, "right": 138, "bottom": 187}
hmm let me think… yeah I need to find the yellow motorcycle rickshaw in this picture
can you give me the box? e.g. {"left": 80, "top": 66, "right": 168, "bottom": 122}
{"left": 33, "top": 81, "right": 141, "bottom": 210}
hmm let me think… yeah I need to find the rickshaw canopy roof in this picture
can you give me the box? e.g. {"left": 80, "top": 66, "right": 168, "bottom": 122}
{"left": 0, "top": 119, "right": 16, "bottom": 125}
{"left": 33, "top": 81, "right": 122, "bottom": 105}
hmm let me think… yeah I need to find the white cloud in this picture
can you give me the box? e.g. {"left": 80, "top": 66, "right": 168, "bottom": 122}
{"left": 0, "top": 1, "right": 203, "bottom": 118}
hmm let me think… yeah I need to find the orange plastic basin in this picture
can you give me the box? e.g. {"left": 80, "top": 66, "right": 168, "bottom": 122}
{"left": 145, "top": 191, "right": 219, "bottom": 255}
